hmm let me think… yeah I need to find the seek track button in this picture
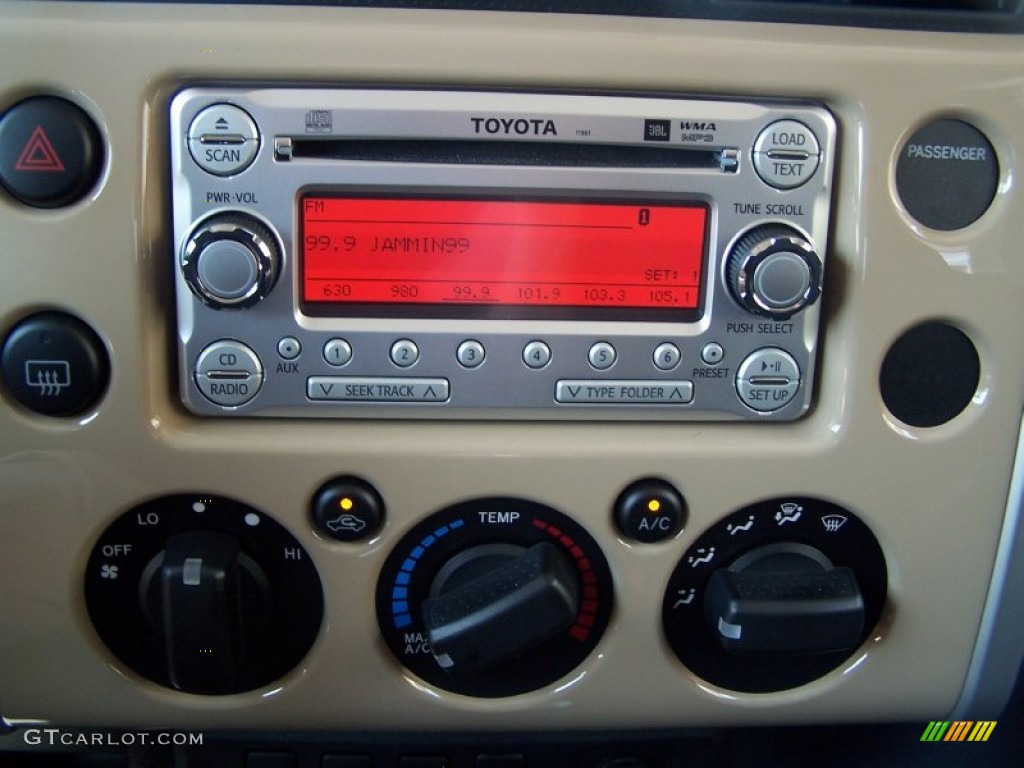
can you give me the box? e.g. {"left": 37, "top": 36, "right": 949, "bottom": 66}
{"left": 307, "top": 377, "right": 449, "bottom": 403}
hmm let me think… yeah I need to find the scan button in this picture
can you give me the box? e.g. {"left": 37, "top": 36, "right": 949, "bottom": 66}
{"left": 188, "top": 104, "right": 260, "bottom": 176}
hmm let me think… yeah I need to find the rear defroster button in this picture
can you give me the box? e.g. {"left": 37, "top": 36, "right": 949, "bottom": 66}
{"left": 194, "top": 340, "right": 263, "bottom": 407}
{"left": 1, "top": 311, "right": 110, "bottom": 416}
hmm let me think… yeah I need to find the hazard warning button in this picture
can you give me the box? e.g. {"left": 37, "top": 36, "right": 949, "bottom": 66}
{"left": 0, "top": 96, "right": 104, "bottom": 208}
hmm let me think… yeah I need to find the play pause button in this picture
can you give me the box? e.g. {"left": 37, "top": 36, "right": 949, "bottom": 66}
{"left": 0, "top": 95, "right": 104, "bottom": 208}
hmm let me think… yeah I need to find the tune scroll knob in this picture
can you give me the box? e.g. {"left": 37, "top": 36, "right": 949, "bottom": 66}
{"left": 727, "top": 225, "right": 822, "bottom": 319}
{"left": 181, "top": 213, "right": 280, "bottom": 309}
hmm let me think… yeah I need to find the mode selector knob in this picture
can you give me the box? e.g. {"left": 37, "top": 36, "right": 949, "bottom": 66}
{"left": 182, "top": 213, "right": 280, "bottom": 309}
{"left": 727, "top": 225, "right": 821, "bottom": 319}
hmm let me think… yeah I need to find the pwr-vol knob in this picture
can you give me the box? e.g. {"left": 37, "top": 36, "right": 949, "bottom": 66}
{"left": 727, "top": 225, "right": 822, "bottom": 319}
{"left": 376, "top": 498, "right": 613, "bottom": 698}
{"left": 181, "top": 213, "right": 281, "bottom": 309}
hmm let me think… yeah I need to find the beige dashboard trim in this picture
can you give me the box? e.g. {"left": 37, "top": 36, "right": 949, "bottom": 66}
{"left": 0, "top": 2, "right": 1022, "bottom": 729}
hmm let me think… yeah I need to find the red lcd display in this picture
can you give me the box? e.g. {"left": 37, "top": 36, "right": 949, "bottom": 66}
{"left": 301, "top": 196, "right": 707, "bottom": 317}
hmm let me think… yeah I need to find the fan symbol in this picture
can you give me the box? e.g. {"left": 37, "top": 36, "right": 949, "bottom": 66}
{"left": 100, "top": 564, "right": 119, "bottom": 580}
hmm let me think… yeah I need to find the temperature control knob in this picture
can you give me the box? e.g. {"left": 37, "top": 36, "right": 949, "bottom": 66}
{"left": 181, "top": 213, "right": 280, "bottom": 309}
{"left": 376, "top": 498, "right": 613, "bottom": 698}
{"left": 423, "top": 542, "right": 580, "bottom": 674}
{"left": 727, "top": 225, "right": 821, "bottom": 319}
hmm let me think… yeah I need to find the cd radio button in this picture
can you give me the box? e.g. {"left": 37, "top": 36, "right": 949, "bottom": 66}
{"left": 736, "top": 348, "right": 800, "bottom": 413}
{"left": 522, "top": 341, "right": 551, "bottom": 370}
{"left": 390, "top": 339, "right": 420, "bottom": 368}
{"left": 456, "top": 340, "right": 486, "bottom": 369}
{"left": 187, "top": 104, "right": 259, "bottom": 176}
{"left": 588, "top": 342, "right": 617, "bottom": 370}
{"left": 753, "top": 119, "right": 820, "bottom": 190}
{"left": 323, "top": 339, "right": 353, "bottom": 367}
{"left": 653, "top": 342, "right": 681, "bottom": 371}
{"left": 194, "top": 340, "right": 263, "bottom": 407}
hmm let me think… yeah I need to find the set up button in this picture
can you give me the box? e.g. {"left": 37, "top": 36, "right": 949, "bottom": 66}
{"left": 735, "top": 347, "right": 800, "bottom": 412}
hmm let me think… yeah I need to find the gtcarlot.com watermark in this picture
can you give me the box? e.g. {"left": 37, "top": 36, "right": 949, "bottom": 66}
{"left": 23, "top": 728, "right": 204, "bottom": 747}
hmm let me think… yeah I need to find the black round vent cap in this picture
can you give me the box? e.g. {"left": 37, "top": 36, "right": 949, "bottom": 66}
{"left": 880, "top": 321, "right": 979, "bottom": 428}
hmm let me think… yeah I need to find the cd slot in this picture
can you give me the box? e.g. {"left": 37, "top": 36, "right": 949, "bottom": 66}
{"left": 275, "top": 137, "right": 737, "bottom": 171}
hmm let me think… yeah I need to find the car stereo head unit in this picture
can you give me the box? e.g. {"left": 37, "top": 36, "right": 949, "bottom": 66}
{"left": 170, "top": 87, "right": 836, "bottom": 420}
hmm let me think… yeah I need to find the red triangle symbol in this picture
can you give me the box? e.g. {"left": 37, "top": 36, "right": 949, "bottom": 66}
{"left": 14, "top": 125, "right": 66, "bottom": 172}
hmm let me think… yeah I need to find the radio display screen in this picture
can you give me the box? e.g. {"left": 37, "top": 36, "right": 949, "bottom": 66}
{"left": 300, "top": 196, "right": 708, "bottom": 319}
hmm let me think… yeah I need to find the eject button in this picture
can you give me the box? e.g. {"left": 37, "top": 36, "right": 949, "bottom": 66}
{"left": 187, "top": 104, "right": 260, "bottom": 176}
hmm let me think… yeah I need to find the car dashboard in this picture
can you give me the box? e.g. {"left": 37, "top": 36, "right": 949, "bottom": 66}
{"left": 1, "top": 1, "right": 1023, "bottom": 766}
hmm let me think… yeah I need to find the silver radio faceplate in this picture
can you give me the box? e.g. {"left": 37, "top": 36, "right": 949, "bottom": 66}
{"left": 170, "top": 87, "right": 836, "bottom": 420}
